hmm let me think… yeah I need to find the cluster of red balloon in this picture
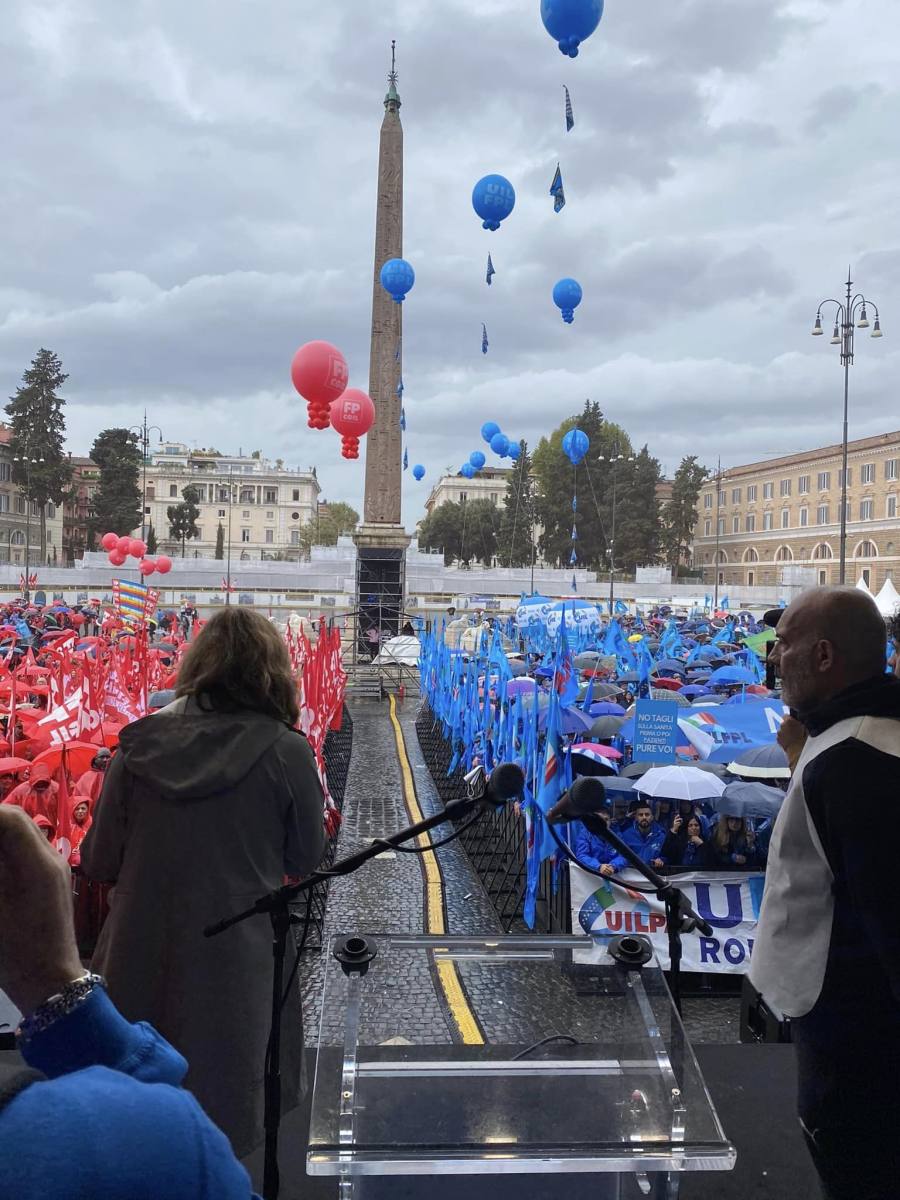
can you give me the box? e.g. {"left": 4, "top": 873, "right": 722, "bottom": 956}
{"left": 290, "top": 341, "right": 376, "bottom": 461}
{"left": 99, "top": 532, "right": 171, "bottom": 577}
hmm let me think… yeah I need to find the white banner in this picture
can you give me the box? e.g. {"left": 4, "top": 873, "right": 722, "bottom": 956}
{"left": 569, "top": 865, "right": 766, "bottom": 974}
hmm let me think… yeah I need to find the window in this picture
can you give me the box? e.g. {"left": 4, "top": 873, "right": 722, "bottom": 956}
{"left": 860, "top": 499, "right": 874, "bottom": 520}
{"left": 490, "top": 493, "right": 499, "bottom": 505}
{"left": 144, "top": 506, "right": 150, "bottom": 515}
{"left": 798, "top": 475, "right": 810, "bottom": 494}
{"left": 818, "top": 505, "right": 830, "bottom": 524}
{"left": 242, "top": 510, "right": 250, "bottom": 519}
{"left": 856, "top": 540, "right": 877, "bottom": 558}
{"left": 819, "top": 570, "right": 827, "bottom": 586}
{"left": 886, "top": 460, "right": 898, "bottom": 481}
{"left": 838, "top": 468, "right": 852, "bottom": 488}
{"left": 265, "top": 529, "right": 274, "bottom": 544}
{"left": 717, "top": 518, "right": 725, "bottom": 535}
{"left": 800, "top": 507, "right": 809, "bottom": 527}
{"left": 762, "top": 512, "right": 773, "bottom": 530}
{"left": 147, "top": 485, "right": 155, "bottom": 500}
{"left": 30, "top": 502, "right": 39, "bottom": 517}
{"left": 292, "top": 489, "right": 300, "bottom": 501}
{"left": 218, "top": 509, "right": 226, "bottom": 518}
{"left": 459, "top": 492, "right": 467, "bottom": 504}
{"left": 0, "top": 463, "right": 9, "bottom": 482}
{"left": 747, "top": 485, "right": 758, "bottom": 502}
{"left": 747, "top": 571, "right": 755, "bottom": 586}
{"left": 862, "top": 568, "right": 871, "bottom": 587}
{"left": 0, "top": 494, "right": 8, "bottom": 512}
{"left": 732, "top": 515, "right": 740, "bottom": 533}
{"left": 746, "top": 514, "right": 756, "bottom": 532}
{"left": 744, "top": 547, "right": 759, "bottom": 562}
{"left": 169, "top": 484, "right": 178, "bottom": 497}
{"left": 15, "top": 497, "right": 25, "bottom": 514}
{"left": 776, "top": 546, "right": 793, "bottom": 561}
{"left": 840, "top": 500, "right": 851, "bottom": 522}
{"left": 239, "top": 489, "right": 254, "bottom": 504}
{"left": 780, "top": 479, "right": 791, "bottom": 497}
{"left": 813, "top": 542, "right": 833, "bottom": 559}
{"left": 266, "top": 510, "right": 274, "bottom": 519}
{"left": 291, "top": 530, "right": 300, "bottom": 546}
{"left": 704, "top": 519, "right": 711, "bottom": 536}
{"left": 889, "top": 496, "right": 898, "bottom": 519}
{"left": 46, "top": 503, "right": 55, "bottom": 518}
{"left": 731, "top": 487, "right": 741, "bottom": 504}
{"left": 264, "top": 488, "right": 277, "bottom": 504}
{"left": 704, "top": 493, "right": 712, "bottom": 509}
{"left": 763, "top": 482, "right": 774, "bottom": 499}
{"left": 781, "top": 509, "right": 790, "bottom": 528}
{"left": 719, "top": 490, "right": 726, "bottom": 506}
{"left": 861, "top": 463, "right": 875, "bottom": 484}
{"left": 241, "top": 528, "right": 251, "bottom": 543}
{"left": 818, "top": 471, "right": 830, "bottom": 491}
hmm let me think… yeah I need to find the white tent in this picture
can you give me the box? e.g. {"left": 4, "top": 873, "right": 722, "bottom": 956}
{"left": 855, "top": 576, "right": 873, "bottom": 595}
{"left": 875, "top": 578, "right": 900, "bottom": 618}
{"left": 373, "top": 635, "right": 421, "bottom": 666}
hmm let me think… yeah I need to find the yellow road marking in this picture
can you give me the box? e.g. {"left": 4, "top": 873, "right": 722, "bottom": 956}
{"left": 388, "top": 694, "right": 484, "bottom": 1045}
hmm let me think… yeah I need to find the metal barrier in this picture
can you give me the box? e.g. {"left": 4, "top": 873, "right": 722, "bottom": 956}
{"left": 415, "top": 703, "right": 571, "bottom": 936}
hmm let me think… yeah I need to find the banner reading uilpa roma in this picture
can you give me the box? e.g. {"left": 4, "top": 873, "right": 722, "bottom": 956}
{"left": 569, "top": 865, "right": 766, "bottom": 975}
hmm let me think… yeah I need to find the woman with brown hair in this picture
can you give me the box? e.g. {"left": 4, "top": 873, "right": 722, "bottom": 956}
{"left": 82, "top": 607, "right": 325, "bottom": 1156}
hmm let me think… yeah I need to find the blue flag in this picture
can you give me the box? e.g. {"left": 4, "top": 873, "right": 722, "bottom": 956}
{"left": 482, "top": 323, "right": 489, "bottom": 355}
{"left": 399, "top": 407, "right": 406, "bottom": 431}
{"left": 564, "top": 85, "right": 574, "bottom": 132}
{"left": 403, "top": 448, "right": 408, "bottom": 471}
{"left": 550, "top": 163, "right": 566, "bottom": 213}
{"left": 486, "top": 253, "right": 495, "bottom": 286}
{"left": 396, "top": 377, "right": 404, "bottom": 397}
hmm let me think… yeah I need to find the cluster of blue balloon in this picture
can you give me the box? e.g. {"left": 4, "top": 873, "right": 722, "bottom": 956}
{"left": 540, "top": 0, "right": 604, "bottom": 58}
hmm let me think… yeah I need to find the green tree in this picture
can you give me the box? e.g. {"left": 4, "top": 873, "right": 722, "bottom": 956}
{"left": 298, "top": 501, "right": 359, "bottom": 553}
{"left": 88, "top": 428, "right": 142, "bottom": 545}
{"left": 167, "top": 484, "right": 201, "bottom": 556}
{"left": 6, "top": 348, "right": 72, "bottom": 560}
{"left": 532, "top": 401, "right": 631, "bottom": 569}
{"left": 458, "top": 498, "right": 499, "bottom": 567}
{"left": 146, "top": 523, "right": 158, "bottom": 554}
{"left": 418, "top": 501, "right": 464, "bottom": 565}
{"left": 661, "top": 456, "right": 709, "bottom": 573}
{"left": 497, "top": 441, "right": 535, "bottom": 568}
{"left": 214, "top": 522, "right": 225, "bottom": 559}
{"left": 611, "top": 446, "right": 663, "bottom": 572}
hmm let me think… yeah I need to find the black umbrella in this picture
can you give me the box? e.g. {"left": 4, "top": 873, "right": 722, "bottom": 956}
{"left": 714, "top": 782, "right": 785, "bottom": 821}
{"left": 589, "top": 715, "right": 625, "bottom": 740}
{"left": 621, "top": 761, "right": 657, "bottom": 779}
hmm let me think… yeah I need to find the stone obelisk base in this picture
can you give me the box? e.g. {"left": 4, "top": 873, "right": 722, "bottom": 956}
{"left": 353, "top": 524, "right": 411, "bottom": 662}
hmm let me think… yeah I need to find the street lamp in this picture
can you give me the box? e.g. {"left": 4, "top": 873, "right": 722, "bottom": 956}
{"left": 811, "top": 269, "right": 884, "bottom": 584}
{"left": 597, "top": 447, "right": 635, "bottom": 614}
{"left": 130, "top": 412, "right": 163, "bottom": 543}
{"left": 12, "top": 445, "right": 44, "bottom": 601}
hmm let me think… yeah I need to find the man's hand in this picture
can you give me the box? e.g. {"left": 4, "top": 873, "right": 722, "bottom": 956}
{"left": 652, "top": 858, "right": 665, "bottom": 869}
{"left": 671, "top": 815, "right": 682, "bottom": 833}
{"left": 733, "top": 854, "right": 747, "bottom": 865}
{"left": 0, "top": 806, "right": 83, "bottom": 1017}
{"left": 599, "top": 863, "right": 614, "bottom": 877}
{"left": 777, "top": 715, "right": 808, "bottom": 773}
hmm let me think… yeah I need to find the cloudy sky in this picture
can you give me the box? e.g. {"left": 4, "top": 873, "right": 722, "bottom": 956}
{"left": 2, "top": 0, "right": 898, "bottom": 525}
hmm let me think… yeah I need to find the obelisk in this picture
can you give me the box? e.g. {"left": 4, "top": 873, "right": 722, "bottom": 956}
{"left": 354, "top": 43, "right": 411, "bottom": 657}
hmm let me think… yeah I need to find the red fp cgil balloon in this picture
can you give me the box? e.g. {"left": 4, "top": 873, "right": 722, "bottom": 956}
{"left": 139, "top": 559, "right": 156, "bottom": 576}
{"left": 115, "top": 535, "right": 132, "bottom": 553}
{"left": 330, "top": 389, "right": 375, "bottom": 438}
{"left": 290, "top": 341, "right": 349, "bottom": 407}
{"left": 100, "top": 532, "right": 118, "bottom": 551}
{"left": 129, "top": 538, "right": 147, "bottom": 559}
{"left": 156, "top": 555, "right": 172, "bottom": 575}
{"left": 108, "top": 550, "right": 127, "bottom": 567}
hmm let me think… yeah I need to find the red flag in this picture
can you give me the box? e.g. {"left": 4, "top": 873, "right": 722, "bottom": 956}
{"left": 55, "top": 747, "right": 74, "bottom": 860}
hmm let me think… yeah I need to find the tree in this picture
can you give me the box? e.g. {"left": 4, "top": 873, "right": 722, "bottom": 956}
{"left": 532, "top": 401, "right": 631, "bottom": 569}
{"left": 661, "top": 456, "right": 709, "bottom": 573}
{"left": 418, "top": 501, "right": 464, "bottom": 565}
{"left": 215, "top": 522, "right": 225, "bottom": 559}
{"left": 88, "top": 428, "right": 142, "bottom": 545}
{"left": 497, "top": 441, "right": 535, "bottom": 568}
{"left": 167, "top": 485, "right": 201, "bottom": 556}
{"left": 611, "top": 446, "right": 663, "bottom": 572}
{"left": 146, "top": 524, "right": 158, "bottom": 554}
{"left": 298, "top": 501, "right": 359, "bottom": 553}
{"left": 6, "top": 348, "right": 72, "bottom": 560}
{"left": 419, "top": 499, "right": 498, "bottom": 566}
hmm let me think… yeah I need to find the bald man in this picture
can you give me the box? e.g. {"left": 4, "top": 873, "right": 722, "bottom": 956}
{"left": 751, "top": 587, "right": 899, "bottom": 1199}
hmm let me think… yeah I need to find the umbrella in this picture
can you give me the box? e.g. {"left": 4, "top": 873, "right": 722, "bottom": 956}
{"left": 507, "top": 658, "right": 528, "bottom": 677}
{"left": 650, "top": 676, "right": 683, "bottom": 692}
{"left": 0, "top": 757, "right": 30, "bottom": 774}
{"left": 635, "top": 765, "right": 727, "bottom": 801}
{"left": 507, "top": 678, "right": 538, "bottom": 697}
{"left": 747, "top": 684, "right": 771, "bottom": 695}
{"left": 588, "top": 701, "right": 626, "bottom": 717}
{"left": 689, "top": 761, "right": 730, "bottom": 778}
{"left": 651, "top": 689, "right": 690, "bottom": 706}
{"left": 727, "top": 743, "right": 790, "bottom": 780}
{"left": 692, "top": 696, "right": 724, "bottom": 706}
{"left": 722, "top": 692, "right": 769, "bottom": 705}
{"left": 593, "top": 682, "right": 623, "bottom": 698}
{"left": 621, "top": 761, "right": 657, "bottom": 779}
{"left": 708, "top": 665, "right": 756, "bottom": 687}
{"left": 678, "top": 684, "right": 710, "bottom": 698}
{"left": 598, "top": 776, "right": 635, "bottom": 796}
{"left": 714, "top": 781, "right": 785, "bottom": 821}
{"left": 686, "top": 668, "right": 712, "bottom": 679}
{"left": 589, "top": 715, "right": 626, "bottom": 740}
{"left": 617, "top": 672, "right": 639, "bottom": 684}
{"left": 570, "top": 741, "right": 623, "bottom": 761}
{"left": 574, "top": 652, "right": 601, "bottom": 668}
{"left": 555, "top": 706, "right": 595, "bottom": 735}
{"left": 32, "top": 741, "right": 106, "bottom": 777}
{"left": 655, "top": 659, "right": 687, "bottom": 674}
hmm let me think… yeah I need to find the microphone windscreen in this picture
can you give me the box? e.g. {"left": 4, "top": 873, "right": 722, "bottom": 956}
{"left": 487, "top": 762, "right": 525, "bottom": 801}
{"left": 568, "top": 777, "right": 609, "bottom": 816}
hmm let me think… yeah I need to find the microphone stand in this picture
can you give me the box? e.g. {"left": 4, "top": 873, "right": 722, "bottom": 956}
{"left": 204, "top": 766, "right": 507, "bottom": 1200}
{"left": 547, "top": 816, "right": 712, "bottom": 1016}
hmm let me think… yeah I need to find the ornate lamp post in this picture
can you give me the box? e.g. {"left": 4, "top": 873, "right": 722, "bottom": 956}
{"left": 130, "top": 412, "right": 163, "bottom": 543}
{"left": 811, "top": 270, "right": 884, "bottom": 584}
{"left": 597, "top": 446, "right": 635, "bottom": 614}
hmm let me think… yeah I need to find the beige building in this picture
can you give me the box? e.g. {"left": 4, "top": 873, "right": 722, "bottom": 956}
{"left": 423, "top": 467, "right": 512, "bottom": 516}
{"left": 0, "top": 426, "right": 65, "bottom": 566}
{"left": 145, "top": 444, "right": 320, "bottom": 561}
{"left": 692, "top": 430, "right": 900, "bottom": 593}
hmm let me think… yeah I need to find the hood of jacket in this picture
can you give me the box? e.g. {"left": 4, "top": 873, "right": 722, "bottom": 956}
{"left": 800, "top": 673, "right": 900, "bottom": 738}
{"left": 117, "top": 698, "right": 290, "bottom": 799}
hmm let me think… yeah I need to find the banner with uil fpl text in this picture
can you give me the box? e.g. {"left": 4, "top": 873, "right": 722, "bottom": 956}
{"left": 570, "top": 865, "right": 767, "bottom": 974}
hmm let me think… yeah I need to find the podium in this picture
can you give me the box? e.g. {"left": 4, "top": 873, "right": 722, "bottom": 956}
{"left": 308, "top": 934, "right": 735, "bottom": 1197}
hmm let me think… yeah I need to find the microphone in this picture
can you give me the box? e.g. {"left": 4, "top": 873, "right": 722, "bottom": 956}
{"left": 465, "top": 762, "right": 525, "bottom": 805}
{"left": 547, "top": 777, "right": 608, "bottom": 824}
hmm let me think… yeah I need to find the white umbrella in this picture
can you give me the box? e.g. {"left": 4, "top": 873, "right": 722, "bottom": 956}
{"left": 634, "top": 765, "right": 727, "bottom": 801}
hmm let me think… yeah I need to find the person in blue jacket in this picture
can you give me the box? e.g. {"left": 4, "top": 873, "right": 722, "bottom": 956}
{"left": 0, "top": 804, "right": 259, "bottom": 1199}
{"left": 619, "top": 800, "right": 667, "bottom": 868}
{"left": 574, "top": 806, "right": 622, "bottom": 876}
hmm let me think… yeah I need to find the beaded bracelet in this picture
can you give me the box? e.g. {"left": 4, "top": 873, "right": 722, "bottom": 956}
{"left": 16, "top": 972, "right": 106, "bottom": 1044}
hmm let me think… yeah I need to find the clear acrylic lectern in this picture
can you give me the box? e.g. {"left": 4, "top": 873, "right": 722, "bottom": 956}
{"left": 308, "top": 934, "right": 736, "bottom": 1198}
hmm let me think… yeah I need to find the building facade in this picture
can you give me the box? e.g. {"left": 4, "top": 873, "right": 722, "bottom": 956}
{"left": 0, "top": 426, "right": 65, "bottom": 567}
{"left": 423, "top": 467, "right": 512, "bottom": 516}
{"left": 692, "top": 430, "right": 900, "bottom": 593}
{"left": 63, "top": 455, "right": 100, "bottom": 564}
{"left": 144, "top": 444, "right": 320, "bottom": 561}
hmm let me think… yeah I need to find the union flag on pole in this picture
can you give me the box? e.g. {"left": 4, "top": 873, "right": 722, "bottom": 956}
{"left": 112, "top": 579, "right": 159, "bottom": 623}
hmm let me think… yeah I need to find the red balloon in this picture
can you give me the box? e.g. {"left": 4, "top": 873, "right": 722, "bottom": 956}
{"left": 100, "top": 532, "right": 118, "bottom": 551}
{"left": 330, "top": 389, "right": 375, "bottom": 438}
{"left": 115, "top": 535, "right": 131, "bottom": 553}
{"left": 129, "top": 538, "right": 147, "bottom": 559}
{"left": 290, "top": 341, "right": 349, "bottom": 407}
{"left": 108, "top": 550, "right": 127, "bottom": 567}
{"left": 139, "top": 559, "right": 156, "bottom": 576}
{"left": 156, "top": 555, "right": 172, "bottom": 574}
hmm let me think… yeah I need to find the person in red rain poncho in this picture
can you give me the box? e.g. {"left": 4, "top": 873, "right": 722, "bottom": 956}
{"left": 68, "top": 795, "right": 93, "bottom": 867}
{"left": 32, "top": 813, "right": 56, "bottom": 844}
{"left": 2, "top": 763, "right": 58, "bottom": 824}
{"left": 74, "top": 748, "right": 112, "bottom": 806}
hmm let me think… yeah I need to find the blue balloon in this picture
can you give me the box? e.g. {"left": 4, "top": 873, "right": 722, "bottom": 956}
{"left": 490, "top": 433, "right": 510, "bottom": 457}
{"left": 481, "top": 421, "right": 501, "bottom": 444}
{"left": 562, "top": 428, "right": 590, "bottom": 465}
{"left": 472, "top": 175, "right": 516, "bottom": 232}
{"left": 380, "top": 258, "right": 415, "bottom": 303}
{"left": 540, "top": 0, "right": 604, "bottom": 57}
{"left": 412, "top": 464, "right": 425, "bottom": 481}
{"left": 507, "top": 442, "right": 521, "bottom": 462}
{"left": 460, "top": 462, "right": 476, "bottom": 479}
{"left": 553, "top": 277, "right": 583, "bottom": 324}
{"left": 469, "top": 450, "right": 486, "bottom": 470}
